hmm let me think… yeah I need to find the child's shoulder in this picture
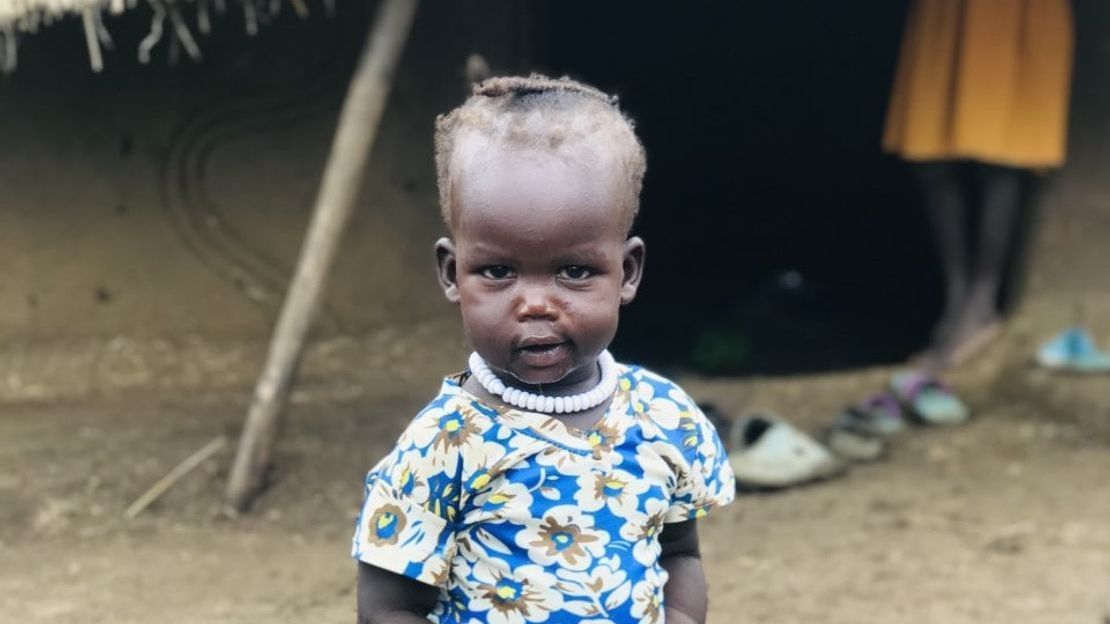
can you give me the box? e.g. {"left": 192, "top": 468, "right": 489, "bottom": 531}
{"left": 618, "top": 361, "right": 699, "bottom": 409}
{"left": 396, "top": 374, "right": 500, "bottom": 440}
{"left": 618, "top": 361, "right": 726, "bottom": 451}
{"left": 419, "top": 373, "right": 494, "bottom": 416}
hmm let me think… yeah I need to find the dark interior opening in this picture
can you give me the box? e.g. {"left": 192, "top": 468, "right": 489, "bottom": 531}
{"left": 530, "top": 2, "right": 949, "bottom": 376}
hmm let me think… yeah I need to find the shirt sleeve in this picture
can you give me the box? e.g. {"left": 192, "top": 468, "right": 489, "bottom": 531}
{"left": 351, "top": 402, "right": 467, "bottom": 587}
{"left": 661, "top": 390, "right": 736, "bottom": 523}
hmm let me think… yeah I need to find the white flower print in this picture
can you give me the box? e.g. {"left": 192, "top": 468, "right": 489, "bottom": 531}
{"left": 645, "top": 394, "right": 684, "bottom": 435}
{"left": 515, "top": 505, "right": 609, "bottom": 571}
{"left": 406, "top": 404, "right": 486, "bottom": 471}
{"left": 634, "top": 440, "right": 682, "bottom": 492}
{"left": 533, "top": 444, "right": 592, "bottom": 473}
{"left": 470, "top": 477, "right": 534, "bottom": 524}
{"left": 618, "top": 375, "right": 677, "bottom": 440}
{"left": 573, "top": 468, "right": 649, "bottom": 518}
{"left": 555, "top": 554, "right": 633, "bottom": 616}
{"left": 630, "top": 566, "right": 668, "bottom": 624}
{"left": 619, "top": 497, "right": 668, "bottom": 566}
{"left": 386, "top": 449, "right": 431, "bottom": 505}
{"left": 467, "top": 561, "right": 563, "bottom": 624}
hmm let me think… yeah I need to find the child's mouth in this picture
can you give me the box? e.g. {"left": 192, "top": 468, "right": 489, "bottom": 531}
{"left": 517, "top": 342, "right": 569, "bottom": 367}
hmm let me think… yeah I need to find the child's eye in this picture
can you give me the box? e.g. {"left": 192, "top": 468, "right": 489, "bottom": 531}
{"left": 558, "top": 266, "right": 595, "bottom": 280}
{"left": 480, "top": 266, "right": 515, "bottom": 280}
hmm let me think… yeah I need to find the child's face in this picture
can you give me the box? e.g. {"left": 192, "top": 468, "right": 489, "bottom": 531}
{"left": 436, "top": 146, "right": 644, "bottom": 390}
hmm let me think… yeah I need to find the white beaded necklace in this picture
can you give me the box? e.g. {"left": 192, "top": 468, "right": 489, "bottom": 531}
{"left": 468, "top": 350, "right": 619, "bottom": 414}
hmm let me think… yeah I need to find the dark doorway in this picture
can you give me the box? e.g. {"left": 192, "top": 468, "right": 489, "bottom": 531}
{"left": 530, "top": 2, "right": 942, "bottom": 376}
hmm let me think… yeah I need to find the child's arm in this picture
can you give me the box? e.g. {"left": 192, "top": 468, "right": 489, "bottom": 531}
{"left": 658, "top": 519, "right": 708, "bottom": 624}
{"left": 357, "top": 562, "right": 440, "bottom": 623}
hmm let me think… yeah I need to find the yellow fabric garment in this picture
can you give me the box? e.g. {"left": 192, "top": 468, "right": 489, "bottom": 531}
{"left": 883, "top": 0, "right": 1074, "bottom": 168}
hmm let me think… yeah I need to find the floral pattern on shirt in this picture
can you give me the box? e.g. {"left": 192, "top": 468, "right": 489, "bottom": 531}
{"left": 352, "top": 363, "right": 735, "bottom": 623}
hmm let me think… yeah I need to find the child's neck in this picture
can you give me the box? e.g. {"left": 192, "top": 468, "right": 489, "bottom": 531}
{"left": 461, "top": 359, "right": 612, "bottom": 430}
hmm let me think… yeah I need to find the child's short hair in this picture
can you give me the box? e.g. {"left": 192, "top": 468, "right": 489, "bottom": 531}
{"left": 434, "top": 74, "right": 647, "bottom": 233}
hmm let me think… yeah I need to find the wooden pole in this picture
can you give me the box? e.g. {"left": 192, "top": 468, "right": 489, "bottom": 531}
{"left": 225, "top": 0, "right": 420, "bottom": 512}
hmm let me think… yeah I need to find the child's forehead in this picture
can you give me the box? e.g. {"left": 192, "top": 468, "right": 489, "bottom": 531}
{"left": 447, "top": 132, "right": 638, "bottom": 234}
{"left": 452, "top": 160, "right": 628, "bottom": 241}
{"left": 454, "top": 148, "right": 625, "bottom": 212}
{"left": 453, "top": 205, "right": 628, "bottom": 256}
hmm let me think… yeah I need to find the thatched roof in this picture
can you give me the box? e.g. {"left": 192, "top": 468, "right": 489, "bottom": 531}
{"left": 0, "top": 0, "right": 116, "bottom": 26}
{"left": 0, "top": 0, "right": 323, "bottom": 72}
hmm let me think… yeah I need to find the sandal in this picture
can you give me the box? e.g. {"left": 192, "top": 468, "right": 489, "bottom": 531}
{"left": 821, "top": 424, "right": 886, "bottom": 462}
{"left": 728, "top": 414, "right": 846, "bottom": 490}
{"left": 835, "top": 393, "right": 907, "bottom": 436}
{"left": 889, "top": 371, "right": 969, "bottom": 425}
{"left": 1036, "top": 326, "right": 1110, "bottom": 374}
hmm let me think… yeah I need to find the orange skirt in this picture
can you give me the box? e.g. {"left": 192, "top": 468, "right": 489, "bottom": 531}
{"left": 883, "top": 0, "right": 1074, "bottom": 168}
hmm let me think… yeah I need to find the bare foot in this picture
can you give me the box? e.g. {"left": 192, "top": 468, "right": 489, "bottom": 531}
{"left": 940, "top": 316, "right": 1003, "bottom": 366}
{"left": 907, "top": 346, "right": 948, "bottom": 372}
{"left": 907, "top": 307, "right": 964, "bottom": 372}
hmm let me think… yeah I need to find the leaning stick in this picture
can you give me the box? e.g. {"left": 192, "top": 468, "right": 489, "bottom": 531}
{"left": 125, "top": 435, "right": 228, "bottom": 519}
{"left": 224, "top": 0, "right": 420, "bottom": 512}
{"left": 81, "top": 8, "right": 103, "bottom": 72}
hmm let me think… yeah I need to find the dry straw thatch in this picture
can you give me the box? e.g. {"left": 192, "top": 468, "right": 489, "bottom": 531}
{"left": 0, "top": 0, "right": 328, "bottom": 73}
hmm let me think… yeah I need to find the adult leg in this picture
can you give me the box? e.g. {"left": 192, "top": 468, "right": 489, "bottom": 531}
{"left": 942, "top": 162, "right": 1024, "bottom": 364}
{"left": 913, "top": 160, "right": 970, "bottom": 362}
{"left": 998, "top": 172, "right": 1044, "bottom": 315}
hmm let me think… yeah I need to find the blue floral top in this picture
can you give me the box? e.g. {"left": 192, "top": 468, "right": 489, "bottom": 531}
{"left": 351, "top": 363, "right": 735, "bottom": 624}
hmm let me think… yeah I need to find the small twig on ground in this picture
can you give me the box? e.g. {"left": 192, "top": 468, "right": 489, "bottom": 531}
{"left": 125, "top": 435, "right": 228, "bottom": 519}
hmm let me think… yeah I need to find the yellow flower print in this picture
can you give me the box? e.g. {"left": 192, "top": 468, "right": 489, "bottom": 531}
{"left": 432, "top": 411, "right": 480, "bottom": 453}
{"left": 584, "top": 422, "right": 622, "bottom": 454}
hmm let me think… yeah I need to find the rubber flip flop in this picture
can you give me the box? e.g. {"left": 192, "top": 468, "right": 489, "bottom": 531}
{"left": 1037, "top": 326, "right": 1110, "bottom": 374}
{"left": 890, "top": 371, "right": 969, "bottom": 425}
{"left": 835, "top": 393, "right": 907, "bottom": 436}
{"left": 821, "top": 424, "right": 886, "bottom": 463}
{"left": 728, "top": 414, "right": 846, "bottom": 490}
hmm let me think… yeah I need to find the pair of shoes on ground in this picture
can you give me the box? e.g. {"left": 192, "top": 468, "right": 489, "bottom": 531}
{"left": 1037, "top": 326, "right": 1110, "bottom": 373}
{"left": 720, "top": 371, "right": 970, "bottom": 491}
{"left": 823, "top": 371, "right": 969, "bottom": 462}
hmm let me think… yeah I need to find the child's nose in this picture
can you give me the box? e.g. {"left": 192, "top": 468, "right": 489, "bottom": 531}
{"left": 515, "top": 285, "right": 559, "bottom": 321}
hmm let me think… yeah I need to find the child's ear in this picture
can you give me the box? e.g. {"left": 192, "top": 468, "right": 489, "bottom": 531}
{"left": 435, "top": 237, "right": 461, "bottom": 303}
{"left": 620, "top": 236, "right": 646, "bottom": 304}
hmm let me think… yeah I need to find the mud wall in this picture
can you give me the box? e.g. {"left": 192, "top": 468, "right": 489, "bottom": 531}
{"left": 0, "top": 2, "right": 524, "bottom": 342}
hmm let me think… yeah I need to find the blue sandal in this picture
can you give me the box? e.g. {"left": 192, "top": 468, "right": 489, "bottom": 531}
{"left": 1037, "top": 326, "right": 1110, "bottom": 373}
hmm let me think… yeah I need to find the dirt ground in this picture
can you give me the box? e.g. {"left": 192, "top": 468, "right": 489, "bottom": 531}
{"left": 2, "top": 350, "right": 1108, "bottom": 624}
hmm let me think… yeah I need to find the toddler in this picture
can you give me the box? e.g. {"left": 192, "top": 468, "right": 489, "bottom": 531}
{"left": 353, "top": 75, "right": 735, "bottom": 624}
